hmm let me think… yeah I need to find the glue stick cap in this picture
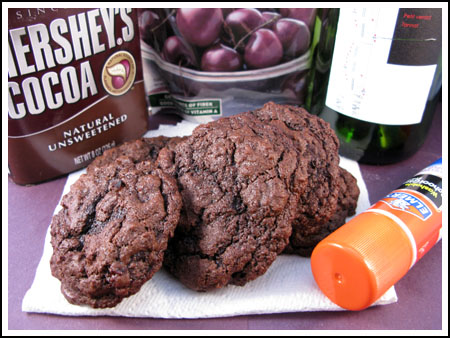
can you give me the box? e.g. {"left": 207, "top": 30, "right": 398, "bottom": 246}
{"left": 310, "top": 211, "right": 415, "bottom": 311}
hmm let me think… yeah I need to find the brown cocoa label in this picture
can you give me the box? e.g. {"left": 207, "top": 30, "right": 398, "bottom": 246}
{"left": 8, "top": 8, "right": 148, "bottom": 184}
{"left": 8, "top": 82, "right": 148, "bottom": 184}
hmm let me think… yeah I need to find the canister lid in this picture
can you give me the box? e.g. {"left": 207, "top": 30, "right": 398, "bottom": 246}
{"left": 311, "top": 211, "right": 414, "bottom": 310}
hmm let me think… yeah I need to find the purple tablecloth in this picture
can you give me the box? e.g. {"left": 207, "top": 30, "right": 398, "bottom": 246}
{"left": 8, "top": 105, "right": 442, "bottom": 330}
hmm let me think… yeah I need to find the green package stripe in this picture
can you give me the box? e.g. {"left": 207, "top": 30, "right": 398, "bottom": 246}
{"left": 149, "top": 93, "right": 173, "bottom": 107}
{"left": 149, "top": 93, "right": 221, "bottom": 116}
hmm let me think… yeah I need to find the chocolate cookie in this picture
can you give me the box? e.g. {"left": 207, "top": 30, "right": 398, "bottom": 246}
{"left": 164, "top": 112, "right": 307, "bottom": 291}
{"left": 250, "top": 102, "right": 341, "bottom": 228}
{"left": 250, "top": 102, "right": 344, "bottom": 257}
{"left": 284, "top": 167, "right": 360, "bottom": 256}
{"left": 50, "top": 155, "right": 182, "bottom": 308}
{"left": 87, "top": 136, "right": 183, "bottom": 173}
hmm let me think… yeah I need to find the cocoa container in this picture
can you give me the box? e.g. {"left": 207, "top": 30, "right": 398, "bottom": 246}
{"left": 8, "top": 8, "right": 149, "bottom": 184}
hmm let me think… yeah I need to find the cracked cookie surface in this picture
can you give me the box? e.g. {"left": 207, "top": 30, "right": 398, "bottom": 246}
{"left": 284, "top": 167, "right": 360, "bottom": 256}
{"left": 250, "top": 102, "right": 344, "bottom": 256}
{"left": 50, "top": 155, "right": 182, "bottom": 308}
{"left": 163, "top": 112, "right": 307, "bottom": 291}
{"left": 251, "top": 102, "right": 341, "bottom": 229}
{"left": 87, "top": 136, "right": 183, "bottom": 173}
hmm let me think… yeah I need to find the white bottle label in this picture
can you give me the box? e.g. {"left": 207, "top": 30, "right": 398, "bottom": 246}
{"left": 325, "top": 8, "right": 440, "bottom": 125}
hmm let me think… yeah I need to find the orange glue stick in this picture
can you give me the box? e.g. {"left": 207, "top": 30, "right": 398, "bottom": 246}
{"left": 311, "top": 158, "right": 442, "bottom": 311}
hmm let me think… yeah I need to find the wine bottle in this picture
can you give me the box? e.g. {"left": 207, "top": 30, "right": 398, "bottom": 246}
{"left": 307, "top": 8, "right": 442, "bottom": 164}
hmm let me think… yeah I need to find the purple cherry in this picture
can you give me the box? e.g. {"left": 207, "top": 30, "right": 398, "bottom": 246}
{"left": 139, "top": 10, "right": 161, "bottom": 44}
{"left": 201, "top": 43, "right": 243, "bottom": 72}
{"left": 261, "top": 11, "right": 281, "bottom": 29}
{"left": 244, "top": 28, "right": 283, "bottom": 69}
{"left": 280, "top": 8, "right": 317, "bottom": 30}
{"left": 273, "top": 18, "right": 311, "bottom": 57}
{"left": 223, "top": 8, "right": 265, "bottom": 46}
{"left": 176, "top": 8, "right": 223, "bottom": 47}
{"left": 162, "top": 35, "right": 197, "bottom": 68}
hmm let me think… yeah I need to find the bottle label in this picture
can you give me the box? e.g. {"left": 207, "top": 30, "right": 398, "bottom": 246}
{"left": 325, "top": 8, "right": 441, "bottom": 125}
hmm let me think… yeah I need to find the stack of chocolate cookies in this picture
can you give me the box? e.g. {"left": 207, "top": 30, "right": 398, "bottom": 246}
{"left": 50, "top": 102, "right": 359, "bottom": 308}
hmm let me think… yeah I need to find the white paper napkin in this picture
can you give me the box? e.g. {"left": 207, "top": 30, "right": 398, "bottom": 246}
{"left": 22, "top": 120, "right": 397, "bottom": 318}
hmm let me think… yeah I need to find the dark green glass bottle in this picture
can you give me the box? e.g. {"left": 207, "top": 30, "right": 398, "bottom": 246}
{"left": 307, "top": 8, "right": 442, "bottom": 164}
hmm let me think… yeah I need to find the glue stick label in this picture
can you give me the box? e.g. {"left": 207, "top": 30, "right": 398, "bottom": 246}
{"left": 397, "top": 159, "right": 442, "bottom": 210}
{"left": 381, "top": 191, "right": 433, "bottom": 220}
{"left": 368, "top": 158, "right": 442, "bottom": 265}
